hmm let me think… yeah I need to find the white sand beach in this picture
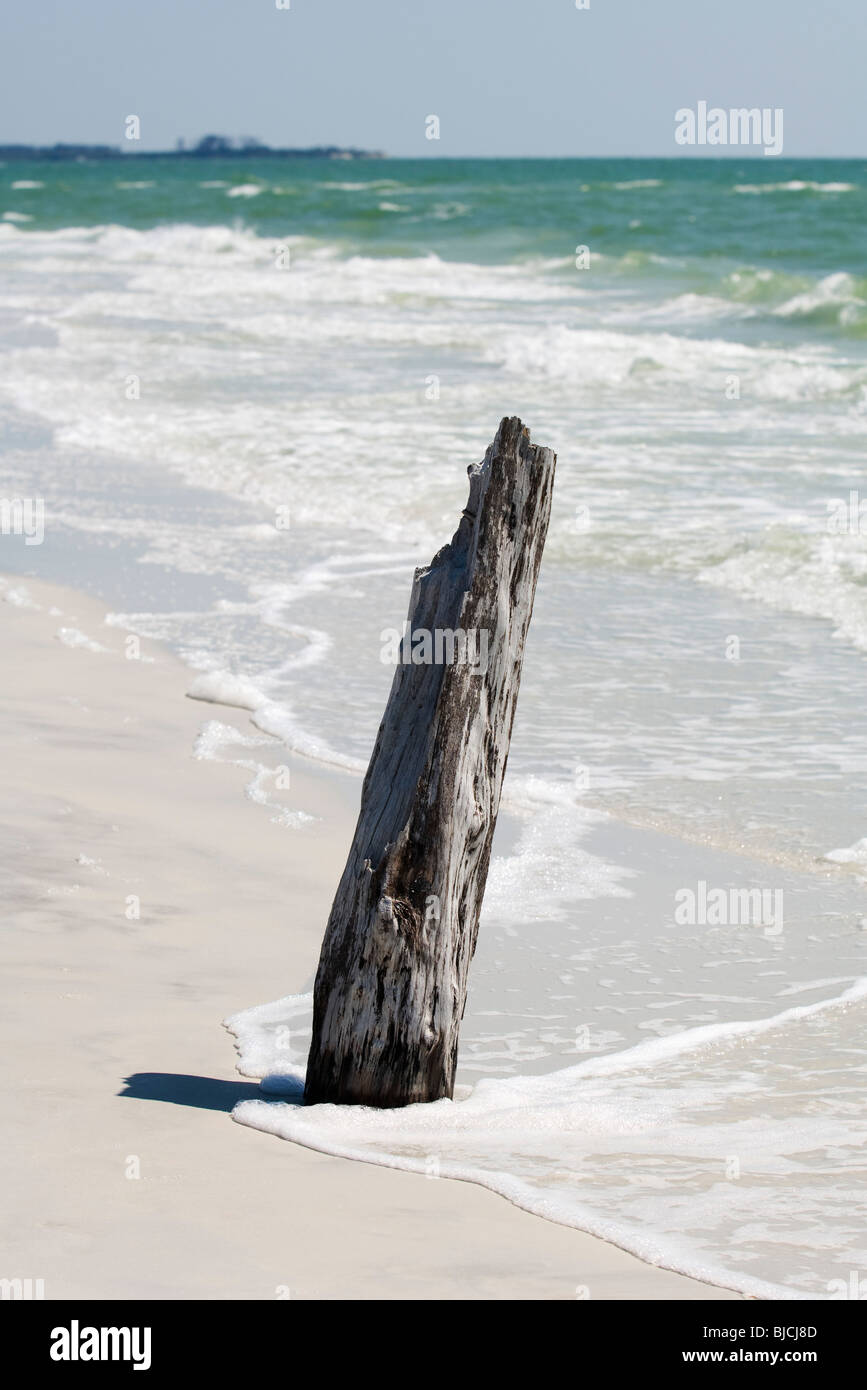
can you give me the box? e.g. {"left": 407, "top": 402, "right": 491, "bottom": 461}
{"left": 0, "top": 574, "right": 741, "bottom": 1301}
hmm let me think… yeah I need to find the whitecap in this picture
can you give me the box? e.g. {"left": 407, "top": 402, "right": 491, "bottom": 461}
{"left": 734, "top": 180, "right": 855, "bottom": 194}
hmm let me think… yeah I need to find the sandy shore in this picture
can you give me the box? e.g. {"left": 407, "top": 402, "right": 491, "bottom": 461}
{"left": 0, "top": 573, "right": 740, "bottom": 1300}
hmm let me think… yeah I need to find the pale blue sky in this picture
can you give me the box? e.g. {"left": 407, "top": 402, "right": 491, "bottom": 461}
{"left": 1, "top": 0, "right": 864, "bottom": 157}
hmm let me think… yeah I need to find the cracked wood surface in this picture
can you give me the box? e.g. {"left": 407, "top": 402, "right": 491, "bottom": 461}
{"left": 305, "top": 417, "right": 556, "bottom": 1107}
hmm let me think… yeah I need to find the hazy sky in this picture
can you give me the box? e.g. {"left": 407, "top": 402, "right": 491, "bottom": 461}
{"left": 2, "top": 0, "right": 865, "bottom": 157}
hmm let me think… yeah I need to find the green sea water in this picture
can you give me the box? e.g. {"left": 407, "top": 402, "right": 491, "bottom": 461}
{"left": 2, "top": 155, "right": 865, "bottom": 290}
{"left": 2, "top": 154, "right": 865, "bottom": 256}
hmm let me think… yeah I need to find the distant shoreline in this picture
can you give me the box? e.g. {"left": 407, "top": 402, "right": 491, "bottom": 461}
{"left": 0, "top": 143, "right": 386, "bottom": 162}
{"left": 1, "top": 146, "right": 863, "bottom": 163}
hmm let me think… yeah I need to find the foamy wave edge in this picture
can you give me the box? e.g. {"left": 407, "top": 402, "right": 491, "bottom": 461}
{"left": 226, "top": 977, "right": 867, "bottom": 1301}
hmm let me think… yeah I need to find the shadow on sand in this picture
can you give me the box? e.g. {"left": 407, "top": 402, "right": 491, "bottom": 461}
{"left": 119, "top": 1073, "right": 264, "bottom": 1112}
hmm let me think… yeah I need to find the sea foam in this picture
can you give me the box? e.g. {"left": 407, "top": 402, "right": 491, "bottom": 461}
{"left": 227, "top": 979, "right": 867, "bottom": 1299}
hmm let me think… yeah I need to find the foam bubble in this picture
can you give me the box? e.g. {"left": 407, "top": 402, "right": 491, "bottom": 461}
{"left": 824, "top": 836, "right": 867, "bottom": 868}
{"left": 187, "top": 671, "right": 269, "bottom": 711}
{"left": 56, "top": 627, "right": 108, "bottom": 652}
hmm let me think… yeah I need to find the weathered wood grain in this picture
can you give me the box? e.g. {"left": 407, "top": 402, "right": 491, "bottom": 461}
{"left": 305, "top": 416, "right": 556, "bottom": 1107}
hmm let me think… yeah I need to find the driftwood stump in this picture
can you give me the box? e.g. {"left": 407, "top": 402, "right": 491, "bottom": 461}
{"left": 305, "top": 417, "right": 556, "bottom": 1107}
